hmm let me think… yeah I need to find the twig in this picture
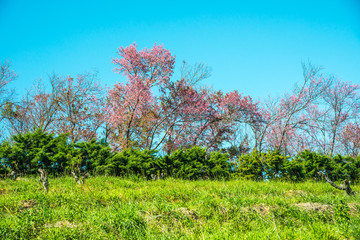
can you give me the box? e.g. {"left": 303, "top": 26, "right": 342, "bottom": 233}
{"left": 272, "top": 213, "right": 281, "bottom": 240}
{"left": 4, "top": 206, "right": 13, "bottom": 216}
{"left": 98, "top": 219, "right": 124, "bottom": 240}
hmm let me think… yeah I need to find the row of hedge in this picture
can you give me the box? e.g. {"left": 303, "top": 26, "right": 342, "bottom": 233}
{"left": 237, "top": 149, "right": 360, "bottom": 182}
{"left": 1, "top": 129, "right": 359, "bottom": 182}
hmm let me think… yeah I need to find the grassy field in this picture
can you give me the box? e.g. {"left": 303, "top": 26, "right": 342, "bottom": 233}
{"left": 0, "top": 176, "right": 359, "bottom": 239}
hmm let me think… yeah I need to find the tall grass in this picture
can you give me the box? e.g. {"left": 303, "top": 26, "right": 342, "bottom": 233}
{"left": 0, "top": 177, "right": 359, "bottom": 239}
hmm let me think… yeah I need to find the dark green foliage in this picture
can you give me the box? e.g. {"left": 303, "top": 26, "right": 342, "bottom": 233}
{"left": 283, "top": 156, "right": 306, "bottom": 182}
{"left": 263, "top": 150, "right": 288, "bottom": 179}
{"left": 105, "top": 148, "right": 162, "bottom": 179}
{"left": 332, "top": 154, "right": 360, "bottom": 183}
{"left": 236, "top": 149, "right": 287, "bottom": 180}
{"left": 0, "top": 132, "right": 233, "bottom": 180}
{"left": 164, "top": 146, "right": 232, "bottom": 180}
{"left": 165, "top": 146, "right": 208, "bottom": 179}
{"left": 236, "top": 149, "right": 360, "bottom": 182}
{"left": 236, "top": 149, "right": 265, "bottom": 180}
{"left": 346, "top": 156, "right": 360, "bottom": 183}
{"left": 298, "top": 150, "right": 333, "bottom": 179}
{"left": 71, "top": 139, "right": 113, "bottom": 174}
{"left": 0, "top": 129, "right": 70, "bottom": 175}
{"left": 208, "top": 150, "right": 232, "bottom": 179}
{"left": 0, "top": 129, "right": 359, "bottom": 182}
{"left": 0, "top": 130, "right": 114, "bottom": 177}
{"left": 283, "top": 150, "right": 360, "bottom": 182}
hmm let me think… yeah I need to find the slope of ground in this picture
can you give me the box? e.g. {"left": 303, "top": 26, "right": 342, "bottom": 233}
{"left": 0, "top": 177, "right": 359, "bottom": 239}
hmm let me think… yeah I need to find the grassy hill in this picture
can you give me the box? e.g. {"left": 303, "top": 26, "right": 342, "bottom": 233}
{"left": 0, "top": 177, "right": 359, "bottom": 239}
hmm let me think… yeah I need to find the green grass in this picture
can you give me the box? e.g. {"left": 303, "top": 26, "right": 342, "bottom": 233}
{"left": 0, "top": 176, "right": 359, "bottom": 239}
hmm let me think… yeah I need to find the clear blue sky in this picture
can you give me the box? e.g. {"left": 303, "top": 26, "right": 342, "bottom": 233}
{"left": 1, "top": 0, "right": 359, "bottom": 100}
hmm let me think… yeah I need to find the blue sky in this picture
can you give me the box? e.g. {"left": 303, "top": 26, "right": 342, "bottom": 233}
{"left": 1, "top": 0, "right": 359, "bottom": 100}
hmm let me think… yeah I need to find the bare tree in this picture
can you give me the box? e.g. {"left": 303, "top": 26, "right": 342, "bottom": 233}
{"left": 0, "top": 61, "right": 16, "bottom": 139}
{"left": 2, "top": 79, "right": 59, "bottom": 135}
{"left": 50, "top": 72, "right": 104, "bottom": 143}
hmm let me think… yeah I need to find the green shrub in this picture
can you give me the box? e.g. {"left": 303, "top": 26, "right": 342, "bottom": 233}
{"left": 71, "top": 139, "right": 113, "bottom": 175}
{"left": 105, "top": 148, "right": 162, "bottom": 179}
{"left": 236, "top": 149, "right": 265, "bottom": 180}
{"left": 163, "top": 146, "right": 207, "bottom": 180}
{"left": 162, "top": 146, "right": 232, "bottom": 180}
{"left": 208, "top": 150, "right": 232, "bottom": 179}
{"left": 236, "top": 149, "right": 288, "bottom": 180}
{"left": 283, "top": 156, "right": 306, "bottom": 182}
{"left": 283, "top": 150, "right": 360, "bottom": 182}
{"left": 0, "top": 129, "right": 70, "bottom": 175}
{"left": 1, "top": 129, "right": 358, "bottom": 183}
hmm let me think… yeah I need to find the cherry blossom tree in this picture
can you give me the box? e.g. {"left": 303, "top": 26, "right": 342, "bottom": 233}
{"left": 321, "top": 79, "right": 360, "bottom": 156}
{"left": 253, "top": 62, "right": 332, "bottom": 155}
{"left": 106, "top": 43, "right": 175, "bottom": 150}
{"left": 340, "top": 122, "right": 360, "bottom": 157}
{"left": 146, "top": 62, "right": 213, "bottom": 152}
{"left": 106, "top": 43, "right": 262, "bottom": 153}
{"left": 157, "top": 78, "right": 262, "bottom": 153}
